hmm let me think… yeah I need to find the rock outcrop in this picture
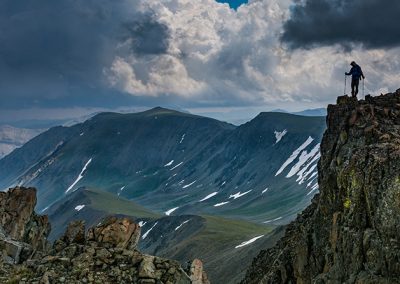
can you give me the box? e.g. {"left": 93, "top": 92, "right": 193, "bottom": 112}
{"left": 0, "top": 187, "right": 50, "bottom": 264}
{"left": 0, "top": 187, "right": 209, "bottom": 284}
{"left": 242, "top": 90, "right": 400, "bottom": 283}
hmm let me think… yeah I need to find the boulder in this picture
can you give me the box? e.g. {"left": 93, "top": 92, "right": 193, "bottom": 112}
{"left": 87, "top": 216, "right": 141, "bottom": 249}
{"left": 189, "top": 259, "right": 210, "bottom": 284}
{"left": 0, "top": 187, "right": 50, "bottom": 263}
{"left": 60, "top": 220, "right": 85, "bottom": 245}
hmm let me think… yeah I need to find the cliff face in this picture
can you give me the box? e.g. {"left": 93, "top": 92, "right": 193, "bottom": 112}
{"left": 242, "top": 90, "right": 400, "bottom": 284}
{"left": 0, "top": 187, "right": 209, "bottom": 284}
{"left": 0, "top": 187, "right": 51, "bottom": 264}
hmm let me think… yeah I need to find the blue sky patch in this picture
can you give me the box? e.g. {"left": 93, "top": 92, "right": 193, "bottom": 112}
{"left": 216, "top": 0, "right": 248, "bottom": 9}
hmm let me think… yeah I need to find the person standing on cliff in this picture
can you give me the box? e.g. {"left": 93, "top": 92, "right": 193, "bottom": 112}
{"left": 345, "top": 61, "right": 365, "bottom": 97}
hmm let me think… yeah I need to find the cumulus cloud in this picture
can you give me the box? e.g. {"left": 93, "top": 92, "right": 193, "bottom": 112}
{"left": 1, "top": 0, "right": 400, "bottom": 117}
{"left": 107, "top": 0, "right": 294, "bottom": 106}
{"left": 108, "top": 56, "right": 206, "bottom": 97}
{"left": 106, "top": 0, "right": 400, "bottom": 108}
{"left": 282, "top": 0, "right": 400, "bottom": 49}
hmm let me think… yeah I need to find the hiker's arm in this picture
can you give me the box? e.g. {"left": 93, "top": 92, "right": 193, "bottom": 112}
{"left": 361, "top": 69, "right": 365, "bottom": 79}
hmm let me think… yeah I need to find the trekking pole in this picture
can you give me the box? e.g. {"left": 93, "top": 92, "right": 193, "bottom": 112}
{"left": 344, "top": 74, "right": 347, "bottom": 95}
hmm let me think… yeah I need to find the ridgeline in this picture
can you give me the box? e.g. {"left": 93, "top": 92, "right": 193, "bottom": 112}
{"left": 242, "top": 90, "right": 400, "bottom": 283}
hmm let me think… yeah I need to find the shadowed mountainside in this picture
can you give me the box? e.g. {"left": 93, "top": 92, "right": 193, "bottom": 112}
{"left": 242, "top": 90, "right": 400, "bottom": 283}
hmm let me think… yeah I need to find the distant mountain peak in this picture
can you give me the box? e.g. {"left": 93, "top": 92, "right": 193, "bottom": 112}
{"left": 145, "top": 106, "right": 182, "bottom": 115}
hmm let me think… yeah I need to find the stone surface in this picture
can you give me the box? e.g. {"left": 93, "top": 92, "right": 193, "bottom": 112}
{"left": 0, "top": 187, "right": 50, "bottom": 263}
{"left": 0, "top": 188, "right": 200, "bottom": 283}
{"left": 0, "top": 187, "right": 50, "bottom": 251}
{"left": 60, "top": 220, "right": 85, "bottom": 245}
{"left": 87, "top": 216, "right": 141, "bottom": 250}
{"left": 242, "top": 92, "right": 400, "bottom": 283}
{"left": 189, "top": 259, "right": 210, "bottom": 284}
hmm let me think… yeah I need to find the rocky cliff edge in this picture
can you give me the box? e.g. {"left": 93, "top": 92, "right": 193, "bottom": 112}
{"left": 242, "top": 90, "right": 400, "bottom": 283}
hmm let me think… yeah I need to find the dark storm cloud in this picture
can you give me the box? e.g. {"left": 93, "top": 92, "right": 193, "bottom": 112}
{"left": 0, "top": 0, "right": 170, "bottom": 109}
{"left": 125, "top": 17, "right": 170, "bottom": 56}
{"left": 282, "top": 0, "right": 400, "bottom": 49}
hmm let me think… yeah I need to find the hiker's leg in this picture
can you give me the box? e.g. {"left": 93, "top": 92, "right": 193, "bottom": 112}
{"left": 355, "top": 80, "right": 359, "bottom": 95}
{"left": 351, "top": 80, "right": 356, "bottom": 97}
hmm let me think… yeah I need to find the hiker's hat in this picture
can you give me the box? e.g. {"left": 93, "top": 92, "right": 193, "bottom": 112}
{"left": 350, "top": 61, "right": 356, "bottom": 65}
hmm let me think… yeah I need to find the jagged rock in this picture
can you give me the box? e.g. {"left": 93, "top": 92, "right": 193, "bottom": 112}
{"left": 138, "top": 255, "right": 157, "bottom": 278}
{"left": 87, "top": 216, "right": 141, "bottom": 250}
{"left": 0, "top": 187, "right": 50, "bottom": 264}
{"left": 189, "top": 259, "right": 210, "bottom": 284}
{"left": 0, "top": 187, "right": 51, "bottom": 251}
{"left": 0, "top": 189, "right": 200, "bottom": 283}
{"left": 1, "top": 237, "right": 32, "bottom": 264}
{"left": 242, "top": 91, "right": 400, "bottom": 283}
{"left": 60, "top": 220, "right": 85, "bottom": 245}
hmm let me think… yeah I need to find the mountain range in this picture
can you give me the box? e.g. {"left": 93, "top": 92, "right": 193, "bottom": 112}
{"left": 0, "top": 107, "right": 326, "bottom": 282}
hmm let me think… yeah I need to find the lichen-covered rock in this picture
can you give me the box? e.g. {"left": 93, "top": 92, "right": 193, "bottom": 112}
{"left": 242, "top": 92, "right": 400, "bottom": 284}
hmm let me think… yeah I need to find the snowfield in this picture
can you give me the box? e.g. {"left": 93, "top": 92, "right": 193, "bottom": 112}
{"left": 235, "top": 235, "right": 264, "bottom": 248}
{"left": 65, "top": 158, "right": 93, "bottom": 193}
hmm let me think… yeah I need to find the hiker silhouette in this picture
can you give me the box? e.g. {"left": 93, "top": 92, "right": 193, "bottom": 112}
{"left": 345, "top": 61, "right": 365, "bottom": 97}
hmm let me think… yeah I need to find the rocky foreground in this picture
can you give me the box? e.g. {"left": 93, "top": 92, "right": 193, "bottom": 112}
{"left": 0, "top": 187, "right": 209, "bottom": 284}
{"left": 242, "top": 90, "right": 400, "bottom": 283}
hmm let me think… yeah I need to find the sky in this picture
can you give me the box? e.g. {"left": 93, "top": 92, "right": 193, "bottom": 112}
{"left": 217, "top": 0, "right": 249, "bottom": 9}
{"left": 1, "top": 0, "right": 400, "bottom": 125}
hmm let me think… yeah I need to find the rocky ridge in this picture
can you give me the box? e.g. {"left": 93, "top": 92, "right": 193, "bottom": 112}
{"left": 0, "top": 187, "right": 209, "bottom": 284}
{"left": 242, "top": 90, "right": 400, "bottom": 283}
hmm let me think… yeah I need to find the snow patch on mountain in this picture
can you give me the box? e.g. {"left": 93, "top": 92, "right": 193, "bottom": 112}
{"left": 179, "top": 134, "right": 186, "bottom": 144}
{"left": 175, "top": 220, "right": 190, "bottom": 231}
{"left": 235, "top": 235, "right": 264, "bottom": 249}
{"left": 275, "top": 136, "right": 314, "bottom": 176}
{"left": 229, "top": 190, "right": 252, "bottom": 200}
{"left": 117, "top": 186, "right": 125, "bottom": 196}
{"left": 199, "top": 192, "right": 218, "bottom": 202}
{"left": 307, "top": 185, "right": 318, "bottom": 196}
{"left": 74, "top": 205, "right": 85, "bottom": 211}
{"left": 40, "top": 205, "right": 50, "bottom": 213}
{"left": 165, "top": 207, "right": 179, "bottom": 216}
{"left": 263, "top": 216, "right": 283, "bottom": 224}
{"left": 214, "top": 201, "right": 229, "bottom": 207}
{"left": 262, "top": 187, "right": 269, "bottom": 194}
{"left": 274, "top": 129, "right": 287, "bottom": 144}
{"left": 142, "top": 222, "right": 158, "bottom": 239}
{"left": 286, "top": 143, "right": 320, "bottom": 178}
{"left": 65, "top": 158, "right": 93, "bottom": 193}
{"left": 297, "top": 162, "right": 318, "bottom": 184}
{"left": 182, "top": 180, "right": 196, "bottom": 189}
{"left": 170, "top": 162, "right": 183, "bottom": 170}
